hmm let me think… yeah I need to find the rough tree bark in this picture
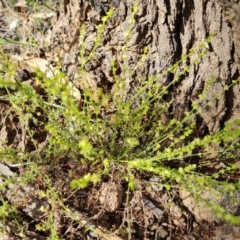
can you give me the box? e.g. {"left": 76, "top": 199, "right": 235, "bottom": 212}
{"left": 49, "top": 0, "right": 240, "bottom": 134}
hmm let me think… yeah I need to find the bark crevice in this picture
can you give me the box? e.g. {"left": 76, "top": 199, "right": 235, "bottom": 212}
{"left": 49, "top": 0, "right": 240, "bottom": 132}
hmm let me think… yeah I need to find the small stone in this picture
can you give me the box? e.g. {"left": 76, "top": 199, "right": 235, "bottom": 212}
{"left": 180, "top": 189, "right": 240, "bottom": 223}
{"left": 157, "top": 226, "right": 168, "bottom": 238}
{"left": 99, "top": 182, "right": 124, "bottom": 212}
{"left": 149, "top": 176, "right": 164, "bottom": 192}
{"left": 169, "top": 204, "right": 182, "bottom": 218}
{"left": 173, "top": 218, "right": 186, "bottom": 227}
{"left": 180, "top": 189, "right": 220, "bottom": 223}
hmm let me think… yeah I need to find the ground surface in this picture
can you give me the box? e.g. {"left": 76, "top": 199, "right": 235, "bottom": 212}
{"left": 1, "top": 1, "right": 240, "bottom": 239}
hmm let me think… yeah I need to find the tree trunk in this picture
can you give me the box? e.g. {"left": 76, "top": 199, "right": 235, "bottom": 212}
{"left": 50, "top": 0, "right": 240, "bottom": 133}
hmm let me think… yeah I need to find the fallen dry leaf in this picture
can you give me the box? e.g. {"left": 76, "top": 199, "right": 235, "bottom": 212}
{"left": 23, "top": 57, "right": 54, "bottom": 78}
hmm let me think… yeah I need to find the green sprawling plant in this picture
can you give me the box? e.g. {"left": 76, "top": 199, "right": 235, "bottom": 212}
{"left": 1, "top": 1, "right": 240, "bottom": 237}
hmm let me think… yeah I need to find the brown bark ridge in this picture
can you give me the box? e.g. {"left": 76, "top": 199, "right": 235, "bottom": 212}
{"left": 49, "top": 0, "right": 240, "bottom": 134}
